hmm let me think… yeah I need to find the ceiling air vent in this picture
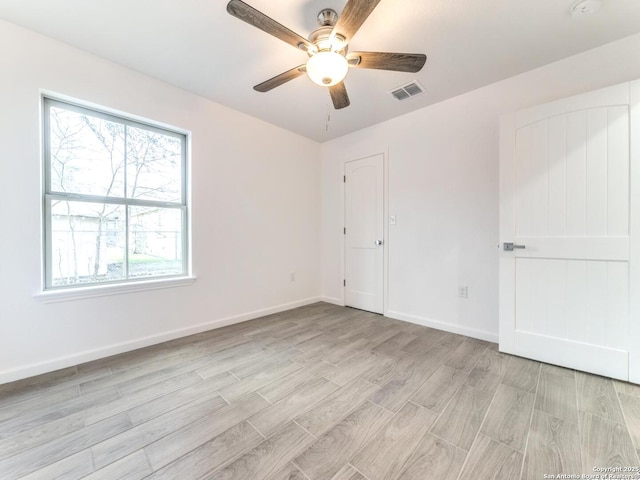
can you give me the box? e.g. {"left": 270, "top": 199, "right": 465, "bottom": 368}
{"left": 390, "top": 81, "right": 425, "bottom": 101}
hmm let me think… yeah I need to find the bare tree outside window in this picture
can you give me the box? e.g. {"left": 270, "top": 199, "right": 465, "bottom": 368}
{"left": 44, "top": 98, "right": 187, "bottom": 289}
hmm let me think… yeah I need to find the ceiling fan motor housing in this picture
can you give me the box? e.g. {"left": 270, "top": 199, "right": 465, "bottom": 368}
{"left": 308, "top": 25, "right": 347, "bottom": 55}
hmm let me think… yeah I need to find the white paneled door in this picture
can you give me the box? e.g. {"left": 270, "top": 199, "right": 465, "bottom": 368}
{"left": 500, "top": 81, "right": 640, "bottom": 382}
{"left": 345, "top": 154, "right": 384, "bottom": 314}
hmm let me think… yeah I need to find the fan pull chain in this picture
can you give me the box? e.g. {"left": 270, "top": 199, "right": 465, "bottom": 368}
{"left": 325, "top": 105, "right": 331, "bottom": 132}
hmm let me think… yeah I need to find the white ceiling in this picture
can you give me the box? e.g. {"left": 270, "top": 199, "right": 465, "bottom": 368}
{"left": 1, "top": 0, "right": 639, "bottom": 141}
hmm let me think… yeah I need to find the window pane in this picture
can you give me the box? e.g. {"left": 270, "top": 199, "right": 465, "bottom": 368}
{"left": 49, "top": 106, "right": 125, "bottom": 197}
{"left": 45, "top": 98, "right": 188, "bottom": 290}
{"left": 50, "top": 201, "right": 125, "bottom": 286}
{"left": 128, "top": 207, "right": 183, "bottom": 278}
{"left": 126, "top": 127, "right": 182, "bottom": 202}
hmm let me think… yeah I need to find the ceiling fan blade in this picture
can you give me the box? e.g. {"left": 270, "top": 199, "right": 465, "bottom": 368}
{"left": 347, "top": 52, "right": 427, "bottom": 73}
{"left": 329, "top": 82, "right": 350, "bottom": 109}
{"left": 331, "top": 0, "right": 382, "bottom": 44}
{"left": 227, "top": 0, "right": 312, "bottom": 52}
{"left": 254, "top": 65, "right": 307, "bottom": 92}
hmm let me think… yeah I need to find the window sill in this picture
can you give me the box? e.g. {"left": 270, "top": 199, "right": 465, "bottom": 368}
{"left": 34, "top": 276, "right": 197, "bottom": 303}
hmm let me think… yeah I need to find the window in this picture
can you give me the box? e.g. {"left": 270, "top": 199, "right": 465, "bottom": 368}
{"left": 43, "top": 98, "right": 188, "bottom": 290}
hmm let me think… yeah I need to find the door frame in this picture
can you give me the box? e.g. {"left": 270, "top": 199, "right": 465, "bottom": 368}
{"left": 342, "top": 152, "right": 388, "bottom": 315}
{"left": 630, "top": 80, "right": 640, "bottom": 384}
{"left": 499, "top": 80, "right": 640, "bottom": 383}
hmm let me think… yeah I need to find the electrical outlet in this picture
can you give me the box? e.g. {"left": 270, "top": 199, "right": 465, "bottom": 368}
{"left": 458, "top": 286, "right": 468, "bottom": 298}
{"left": 390, "top": 215, "right": 397, "bottom": 225}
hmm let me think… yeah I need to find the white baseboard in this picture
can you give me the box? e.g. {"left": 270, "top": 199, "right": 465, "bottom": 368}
{"left": 0, "top": 296, "right": 322, "bottom": 385}
{"left": 385, "top": 310, "right": 499, "bottom": 344}
{"left": 320, "top": 296, "right": 344, "bottom": 306}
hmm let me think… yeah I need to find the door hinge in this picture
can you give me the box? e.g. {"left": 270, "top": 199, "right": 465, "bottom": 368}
{"left": 343, "top": 227, "right": 346, "bottom": 234}
{"left": 343, "top": 279, "right": 346, "bottom": 286}
{"left": 343, "top": 175, "right": 346, "bottom": 183}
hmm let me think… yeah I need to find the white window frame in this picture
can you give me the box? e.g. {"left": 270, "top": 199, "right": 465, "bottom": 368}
{"left": 41, "top": 97, "right": 190, "bottom": 294}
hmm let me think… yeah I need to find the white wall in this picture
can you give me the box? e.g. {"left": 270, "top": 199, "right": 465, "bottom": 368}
{"left": 0, "top": 20, "right": 321, "bottom": 384}
{"left": 321, "top": 33, "right": 640, "bottom": 342}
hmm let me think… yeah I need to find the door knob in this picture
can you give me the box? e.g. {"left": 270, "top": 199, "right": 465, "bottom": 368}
{"left": 503, "top": 242, "right": 525, "bottom": 251}
{"left": 375, "top": 240, "right": 383, "bottom": 246}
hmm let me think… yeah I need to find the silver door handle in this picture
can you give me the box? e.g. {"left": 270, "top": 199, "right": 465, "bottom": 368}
{"left": 375, "top": 240, "right": 383, "bottom": 246}
{"left": 503, "top": 242, "right": 525, "bottom": 251}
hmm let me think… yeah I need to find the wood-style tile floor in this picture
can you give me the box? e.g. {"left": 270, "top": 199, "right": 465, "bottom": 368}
{"left": 2, "top": 302, "right": 640, "bottom": 480}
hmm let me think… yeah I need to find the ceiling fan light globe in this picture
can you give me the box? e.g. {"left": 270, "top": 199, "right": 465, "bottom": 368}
{"left": 306, "top": 51, "right": 348, "bottom": 87}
